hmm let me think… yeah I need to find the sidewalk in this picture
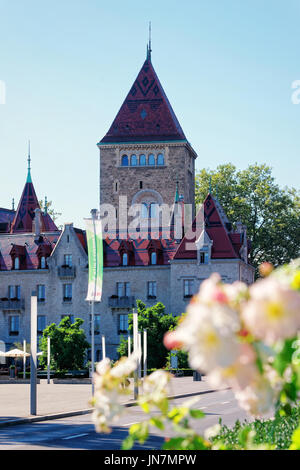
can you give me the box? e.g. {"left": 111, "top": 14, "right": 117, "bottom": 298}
{"left": 0, "top": 376, "right": 218, "bottom": 428}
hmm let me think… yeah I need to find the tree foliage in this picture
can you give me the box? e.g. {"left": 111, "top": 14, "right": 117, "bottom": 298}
{"left": 38, "top": 317, "right": 90, "bottom": 371}
{"left": 195, "top": 163, "right": 300, "bottom": 275}
{"left": 117, "top": 300, "right": 185, "bottom": 369}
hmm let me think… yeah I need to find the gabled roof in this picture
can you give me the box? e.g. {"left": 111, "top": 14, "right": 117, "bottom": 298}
{"left": 173, "top": 194, "right": 242, "bottom": 260}
{"left": 99, "top": 56, "right": 187, "bottom": 144}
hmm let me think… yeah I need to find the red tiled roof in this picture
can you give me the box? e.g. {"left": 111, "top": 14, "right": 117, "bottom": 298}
{"left": 173, "top": 194, "right": 244, "bottom": 260}
{"left": 100, "top": 57, "right": 186, "bottom": 144}
{"left": 0, "top": 233, "right": 60, "bottom": 271}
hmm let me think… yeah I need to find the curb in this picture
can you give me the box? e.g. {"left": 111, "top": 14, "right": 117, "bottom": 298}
{"left": 0, "top": 387, "right": 223, "bottom": 429}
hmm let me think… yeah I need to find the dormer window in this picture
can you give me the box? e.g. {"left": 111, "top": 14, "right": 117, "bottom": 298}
{"left": 40, "top": 256, "right": 46, "bottom": 269}
{"left": 118, "top": 240, "right": 134, "bottom": 267}
{"left": 151, "top": 252, "right": 157, "bottom": 265}
{"left": 199, "top": 252, "right": 206, "bottom": 264}
{"left": 195, "top": 230, "right": 213, "bottom": 266}
{"left": 147, "top": 240, "right": 163, "bottom": 266}
{"left": 14, "top": 257, "right": 20, "bottom": 270}
{"left": 10, "top": 244, "right": 26, "bottom": 270}
{"left": 122, "top": 253, "right": 128, "bottom": 266}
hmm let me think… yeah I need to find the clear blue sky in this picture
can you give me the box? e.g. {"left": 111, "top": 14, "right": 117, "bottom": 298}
{"left": 0, "top": 0, "right": 299, "bottom": 229}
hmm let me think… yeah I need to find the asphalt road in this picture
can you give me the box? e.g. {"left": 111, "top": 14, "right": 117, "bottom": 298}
{"left": 0, "top": 388, "right": 262, "bottom": 451}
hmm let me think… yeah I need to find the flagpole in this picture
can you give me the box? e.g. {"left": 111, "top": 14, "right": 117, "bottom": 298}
{"left": 91, "top": 208, "right": 98, "bottom": 397}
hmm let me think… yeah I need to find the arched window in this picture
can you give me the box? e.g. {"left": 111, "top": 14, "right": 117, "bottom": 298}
{"left": 131, "top": 154, "right": 137, "bottom": 166}
{"left": 149, "top": 203, "right": 158, "bottom": 219}
{"left": 14, "top": 257, "right": 20, "bottom": 270}
{"left": 148, "top": 154, "right": 155, "bottom": 166}
{"left": 121, "top": 155, "right": 129, "bottom": 166}
{"left": 151, "top": 252, "right": 157, "bottom": 265}
{"left": 122, "top": 253, "right": 128, "bottom": 266}
{"left": 157, "top": 153, "right": 164, "bottom": 166}
{"left": 141, "top": 203, "right": 148, "bottom": 219}
{"left": 139, "top": 154, "right": 146, "bottom": 166}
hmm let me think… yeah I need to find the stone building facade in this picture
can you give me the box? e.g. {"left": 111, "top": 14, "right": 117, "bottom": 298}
{"left": 0, "top": 48, "right": 255, "bottom": 361}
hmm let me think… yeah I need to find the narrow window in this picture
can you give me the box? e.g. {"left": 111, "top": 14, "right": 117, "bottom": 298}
{"left": 37, "top": 285, "right": 45, "bottom": 302}
{"left": 199, "top": 252, "right": 205, "bottom": 264}
{"left": 63, "top": 284, "right": 72, "bottom": 301}
{"left": 124, "top": 282, "right": 130, "bottom": 297}
{"left": 37, "top": 315, "right": 47, "bottom": 334}
{"left": 149, "top": 203, "right": 157, "bottom": 219}
{"left": 141, "top": 203, "right": 148, "bottom": 219}
{"left": 9, "top": 316, "right": 19, "bottom": 336}
{"left": 148, "top": 281, "right": 157, "bottom": 298}
{"left": 148, "top": 154, "right": 155, "bottom": 166}
{"left": 64, "top": 254, "right": 72, "bottom": 267}
{"left": 14, "top": 257, "right": 20, "bottom": 270}
{"left": 122, "top": 252, "right": 128, "bottom": 266}
{"left": 119, "top": 314, "right": 129, "bottom": 334}
{"left": 151, "top": 252, "right": 157, "bottom": 265}
{"left": 40, "top": 256, "right": 46, "bottom": 269}
{"left": 157, "top": 153, "right": 164, "bottom": 165}
{"left": 121, "top": 155, "right": 129, "bottom": 166}
{"left": 131, "top": 154, "right": 137, "bottom": 166}
{"left": 139, "top": 181, "right": 143, "bottom": 189}
{"left": 90, "top": 314, "right": 100, "bottom": 335}
{"left": 139, "top": 154, "right": 146, "bottom": 165}
{"left": 184, "top": 279, "right": 194, "bottom": 298}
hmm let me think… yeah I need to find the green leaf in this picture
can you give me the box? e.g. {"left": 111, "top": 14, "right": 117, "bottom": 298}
{"left": 122, "top": 435, "right": 135, "bottom": 450}
{"left": 189, "top": 409, "right": 205, "bottom": 419}
{"left": 149, "top": 417, "right": 165, "bottom": 430}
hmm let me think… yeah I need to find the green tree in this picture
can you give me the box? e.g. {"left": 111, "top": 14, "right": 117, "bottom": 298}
{"left": 38, "top": 199, "right": 62, "bottom": 223}
{"left": 195, "top": 163, "right": 300, "bottom": 275}
{"left": 118, "top": 300, "right": 185, "bottom": 370}
{"left": 38, "top": 317, "right": 90, "bottom": 371}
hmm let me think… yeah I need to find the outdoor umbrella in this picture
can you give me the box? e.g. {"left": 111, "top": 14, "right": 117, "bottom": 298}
{"left": 1, "top": 348, "right": 30, "bottom": 358}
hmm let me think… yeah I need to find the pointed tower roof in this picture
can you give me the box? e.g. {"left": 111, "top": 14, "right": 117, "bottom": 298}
{"left": 99, "top": 54, "right": 187, "bottom": 144}
{"left": 11, "top": 159, "right": 41, "bottom": 234}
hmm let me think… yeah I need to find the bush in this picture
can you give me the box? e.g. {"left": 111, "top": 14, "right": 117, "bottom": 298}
{"left": 213, "top": 407, "right": 300, "bottom": 450}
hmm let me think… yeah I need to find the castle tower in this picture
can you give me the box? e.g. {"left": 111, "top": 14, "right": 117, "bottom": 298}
{"left": 97, "top": 47, "right": 197, "bottom": 233}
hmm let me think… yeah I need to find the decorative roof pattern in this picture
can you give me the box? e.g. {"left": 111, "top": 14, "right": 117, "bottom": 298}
{"left": 100, "top": 58, "right": 186, "bottom": 144}
{"left": 173, "top": 194, "right": 247, "bottom": 260}
{"left": 10, "top": 180, "right": 41, "bottom": 233}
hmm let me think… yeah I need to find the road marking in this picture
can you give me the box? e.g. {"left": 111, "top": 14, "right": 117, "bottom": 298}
{"left": 121, "top": 422, "right": 138, "bottom": 427}
{"left": 221, "top": 401, "right": 230, "bottom": 405}
{"left": 62, "top": 433, "right": 89, "bottom": 440}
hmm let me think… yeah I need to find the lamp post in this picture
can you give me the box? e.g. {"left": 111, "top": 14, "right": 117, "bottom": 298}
{"left": 30, "top": 292, "right": 37, "bottom": 415}
{"left": 133, "top": 310, "right": 139, "bottom": 399}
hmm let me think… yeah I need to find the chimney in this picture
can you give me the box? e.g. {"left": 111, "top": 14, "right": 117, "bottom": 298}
{"left": 33, "top": 208, "right": 42, "bottom": 238}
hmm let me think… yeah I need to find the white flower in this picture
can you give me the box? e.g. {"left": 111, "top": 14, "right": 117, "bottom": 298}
{"left": 204, "top": 424, "right": 221, "bottom": 441}
{"left": 242, "top": 277, "right": 300, "bottom": 345}
{"left": 235, "top": 376, "right": 275, "bottom": 417}
{"left": 110, "top": 353, "right": 138, "bottom": 378}
{"left": 174, "top": 303, "right": 241, "bottom": 373}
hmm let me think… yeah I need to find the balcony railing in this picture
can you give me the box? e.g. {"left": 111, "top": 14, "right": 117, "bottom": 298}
{"left": 108, "top": 296, "right": 136, "bottom": 309}
{"left": 0, "top": 299, "right": 25, "bottom": 311}
{"left": 58, "top": 266, "right": 76, "bottom": 279}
